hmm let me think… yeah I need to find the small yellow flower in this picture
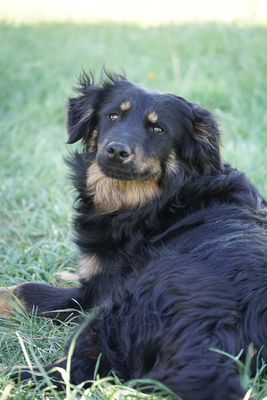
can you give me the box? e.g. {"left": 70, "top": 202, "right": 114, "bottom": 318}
{"left": 148, "top": 71, "right": 157, "bottom": 80}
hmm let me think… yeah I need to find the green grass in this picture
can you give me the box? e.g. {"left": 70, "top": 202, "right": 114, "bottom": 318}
{"left": 1, "top": 17, "right": 267, "bottom": 400}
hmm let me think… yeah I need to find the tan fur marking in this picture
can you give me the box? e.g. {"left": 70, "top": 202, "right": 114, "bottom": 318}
{"left": 120, "top": 100, "right": 131, "bottom": 111}
{"left": 87, "top": 127, "right": 99, "bottom": 151}
{"left": 55, "top": 271, "right": 80, "bottom": 287}
{"left": 79, "top": 254, "right": 102, "bottom": 280}
{"left": 166, "top": 150, "right": 179, "bottom": 176}
{"left": 133, "top": 145, "right": 162, "bottom": 177}
{"left": 147, "top": 111, "right": 158, "bottom": 123}
{"left": 86, "top": 162, "right": 162, "bottom": 213}
{"left": 68, "top": 107, "right": 95, "bottom": 137}
{"left": 194, "top": 122, "right": 216, "bottom": 149}
{"left": 81, "top": 107, "right": 95, "bottom": 122}
{"left": 194, "top": 122, "right": 213, "bottom": 138}
{"left": 0, "top": 286, "right": 20, "bottom": 316}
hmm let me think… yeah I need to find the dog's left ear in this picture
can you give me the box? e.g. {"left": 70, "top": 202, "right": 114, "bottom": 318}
{"left": 67, "top": 70, "right": 127, "bottom": 145}
{"left": 181, "top": 104, "right": 222, "bottom": 174}
{"left": 67, "top": 74, "right": 101, "bottom": 145}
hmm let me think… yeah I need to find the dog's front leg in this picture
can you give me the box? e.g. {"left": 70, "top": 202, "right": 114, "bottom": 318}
{"left": 0, "top": 282, "right": 83, "bottom": 321}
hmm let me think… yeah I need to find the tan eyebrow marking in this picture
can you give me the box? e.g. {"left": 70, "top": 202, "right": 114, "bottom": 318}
{"left": 120, "top": 100, "right": 131, "bottom": 111}
{"left": 147, "top": 111, "right": 158, "bottom": 123}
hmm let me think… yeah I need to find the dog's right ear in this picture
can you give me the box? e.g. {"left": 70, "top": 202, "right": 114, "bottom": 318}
{"left": 67, "top": 74, "right": 101, "bottom": 144}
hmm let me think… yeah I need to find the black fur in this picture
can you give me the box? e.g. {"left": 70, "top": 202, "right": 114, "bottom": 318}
{"left": 8, "top": 71, "right": 267, "bottom": 400}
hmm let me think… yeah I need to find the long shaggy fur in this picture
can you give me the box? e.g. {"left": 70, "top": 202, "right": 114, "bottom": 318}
{"left": 2, "top": 71, "right": 267, "bottom": 400}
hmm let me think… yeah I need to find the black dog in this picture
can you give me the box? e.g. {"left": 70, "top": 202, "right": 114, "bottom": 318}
{"left": 1, "top": 71, "right": 267, "bottom": 400}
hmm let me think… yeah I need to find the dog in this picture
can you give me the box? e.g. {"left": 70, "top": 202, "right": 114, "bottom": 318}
{"left": 1, "top": 70, "right": 267, "bottom": 400}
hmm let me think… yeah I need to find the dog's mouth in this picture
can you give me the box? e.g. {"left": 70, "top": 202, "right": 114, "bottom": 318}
{"left": 98, "top": 164, "right": 153, "bottom": 181}
{"left": 96, "top": 151, "right": 161, "bottom": 181}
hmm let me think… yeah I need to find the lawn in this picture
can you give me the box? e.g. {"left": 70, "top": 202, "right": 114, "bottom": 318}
{"left": 1, "top": 1, "right": 267, "bottom": 399}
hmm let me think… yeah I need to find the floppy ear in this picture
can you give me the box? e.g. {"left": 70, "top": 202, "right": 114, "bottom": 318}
{"left": 67, "top": 73, "right": 101, "bottom": 145}
{"left": 181, "top": 104, "right": 222, "bottom": 174}
{"left": 67, "top": 70, "right": 127, "bottom": 145}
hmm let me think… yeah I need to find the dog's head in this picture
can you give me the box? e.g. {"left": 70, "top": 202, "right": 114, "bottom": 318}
{"left": 67, "top": 71, "right": 222, "bottom": 212}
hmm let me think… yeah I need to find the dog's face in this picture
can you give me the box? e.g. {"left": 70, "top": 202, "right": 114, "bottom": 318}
{"left": 95, "top": 84, "right": 177, "bottom": 182}
{"left": 67, "top": 72, "right": 222, "bottom": 212}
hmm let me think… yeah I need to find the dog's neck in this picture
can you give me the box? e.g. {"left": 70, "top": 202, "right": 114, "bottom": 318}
{"left": 86, "top": 162, "right": 162, "bottom": 213}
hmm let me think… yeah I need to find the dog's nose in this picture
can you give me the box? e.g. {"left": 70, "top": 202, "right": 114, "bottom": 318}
{"left": 106, "top": 142, "right": 131, "bottom": 163}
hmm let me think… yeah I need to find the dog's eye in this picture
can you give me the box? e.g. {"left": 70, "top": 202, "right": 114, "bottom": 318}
{"left": 109, "top": 113, "right": 119, "bottom": 122}
{"left": 153, "top": 126, "right": 163, "bottom": 134}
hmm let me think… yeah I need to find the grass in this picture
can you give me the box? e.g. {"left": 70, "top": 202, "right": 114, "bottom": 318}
{"left": 1, "top": 8, "right": 267, "bottom": 400}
